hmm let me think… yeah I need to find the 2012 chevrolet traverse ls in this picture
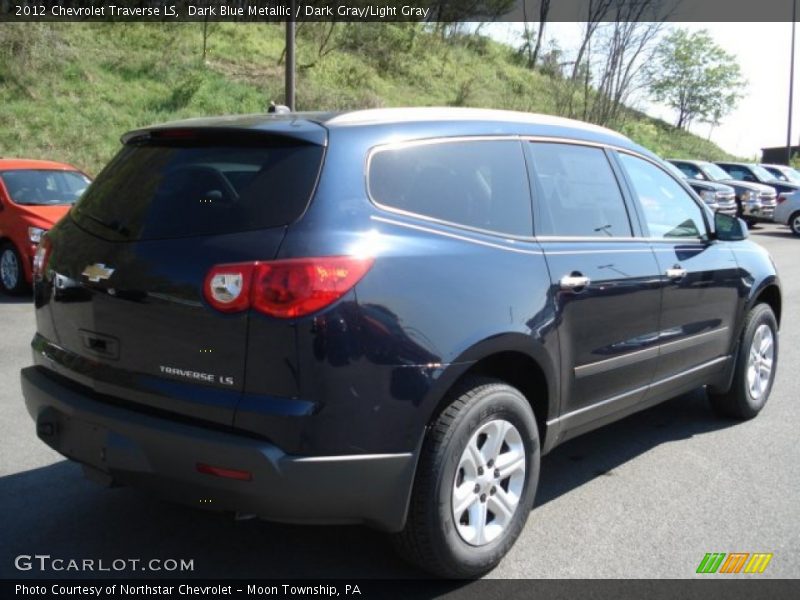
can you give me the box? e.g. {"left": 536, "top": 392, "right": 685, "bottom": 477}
{"left": 21, "top": 108, "right": 781, "bottom": 577}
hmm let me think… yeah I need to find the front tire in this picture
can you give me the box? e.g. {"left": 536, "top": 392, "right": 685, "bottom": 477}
{"left": 394, "top": 377, "right": 540, "bottom": 578}
{"left": 789, "top": 211, "right": 800, "bottom": 236}
{"left": 0, "top": 242, "right": 27, "bottom": 295}
{"left": 709, "top": 304, "right": 778, "bottom": 419}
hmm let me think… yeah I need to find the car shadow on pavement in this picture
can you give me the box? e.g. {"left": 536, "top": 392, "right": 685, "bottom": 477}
{"left": 0, "top": 294, "right": 32, "bottom": 304}
{"left": 750, "top": 229, "right": 795, "bottom": 239}
{"left": 0, "top": 388, "right": 737, "bottom": 580}
{"left": 535, "top": 387, "right": 737, "bottom": 507}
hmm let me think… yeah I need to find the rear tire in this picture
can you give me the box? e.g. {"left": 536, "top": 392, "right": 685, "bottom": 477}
{"left": 393, "top": 377, "right": 540, "bottom": 578}
{"left": 789, "top": 211, "right": 800, "bottom": 236}
{"left": 0, "top": 242, "right": 27, "bottom": 295}
{"left": 709, "top": 304, "right": 778, "bottom": 419}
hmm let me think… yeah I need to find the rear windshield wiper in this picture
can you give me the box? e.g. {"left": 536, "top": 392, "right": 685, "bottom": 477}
{"left": 79, "top": 210, "right": 131, "bottom": 237}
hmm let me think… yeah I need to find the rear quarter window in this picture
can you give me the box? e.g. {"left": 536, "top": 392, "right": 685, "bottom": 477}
{"left": 367, "top": 139, "right": 533, "bottom": 237}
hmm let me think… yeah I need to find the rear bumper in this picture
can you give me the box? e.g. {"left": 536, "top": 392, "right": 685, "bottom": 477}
{"left": 20, "top": 366, "right": 416, "bottom": 532}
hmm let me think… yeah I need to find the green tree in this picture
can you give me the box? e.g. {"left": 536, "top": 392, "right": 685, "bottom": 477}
{"left": 647, "top": 28, "right": 745, "bottom": 130}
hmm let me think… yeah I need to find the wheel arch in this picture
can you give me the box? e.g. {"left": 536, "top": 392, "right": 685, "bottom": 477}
{"left": 750, "top": 278, "right": 782, "bottom": 328}
{"left": 422, "top": 333, "right": 559, "bottom": 453}
{"left": 712, "top": 277, "right": 782, "bottom": 396}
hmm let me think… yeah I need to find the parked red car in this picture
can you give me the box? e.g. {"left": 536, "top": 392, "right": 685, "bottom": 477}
{"left": 0, "top": 159, "right": 91, "bottom": 294}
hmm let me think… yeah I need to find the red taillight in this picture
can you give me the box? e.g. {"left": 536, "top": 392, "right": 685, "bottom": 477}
{"left": 32, "top": 236, "right": 52, "bottom": 280}
{"left": 196, "top": 463, "right": 252, "bottom": 481}
{"left": 777, "top": 194, "right": 787, "bottom": 204}
{"left": 204, "top": 256, "right": 373, "bottom": 319}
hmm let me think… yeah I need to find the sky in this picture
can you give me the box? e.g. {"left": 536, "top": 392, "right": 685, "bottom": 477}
{"left": 483, "top": 22, "right": 797, "bottom": 159}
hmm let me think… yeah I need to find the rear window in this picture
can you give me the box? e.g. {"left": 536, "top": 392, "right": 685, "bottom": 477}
{"left": 72, "top": 138, "right": 324, "bottom": 241}
{"left": 367, "top": 139, "right": 533, "bottom": 237}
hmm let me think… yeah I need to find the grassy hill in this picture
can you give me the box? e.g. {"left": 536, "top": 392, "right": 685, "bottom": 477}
{"left": 1, "top": 22, "right": 736, "bottom": 175}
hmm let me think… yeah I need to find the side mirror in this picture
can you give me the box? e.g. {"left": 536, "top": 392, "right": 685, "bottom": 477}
{"left": 714, "top": 211, "right": 748, "bottom": 241}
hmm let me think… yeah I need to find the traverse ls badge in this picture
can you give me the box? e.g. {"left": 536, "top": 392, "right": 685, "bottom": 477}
{"left": 82, "top": 263, "right": 115, "bottom": 282}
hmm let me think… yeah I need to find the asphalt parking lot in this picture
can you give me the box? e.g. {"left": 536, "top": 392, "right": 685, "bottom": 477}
{"left": 1, "top": 222, "right": 798, "bottom": 580}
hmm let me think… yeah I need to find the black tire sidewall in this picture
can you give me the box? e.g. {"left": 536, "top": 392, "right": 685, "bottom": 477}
{"left": 431, "top": 386, "right": 540, "bottom": 575}
{"left": 789, "top": 211, "right": 800, "bottom": 235}
{"left": 737, "top": 304, "right": 778, "bottom": 414}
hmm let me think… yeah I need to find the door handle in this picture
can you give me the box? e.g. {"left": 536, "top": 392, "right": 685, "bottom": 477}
{"left": 666, "top": 266, "right": 687, "bottom": 280}
{"left": 560, "top": 272, "right": 591, "bottom": 291}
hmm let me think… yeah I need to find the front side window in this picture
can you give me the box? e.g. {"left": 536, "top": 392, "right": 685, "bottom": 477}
{"left": 719, "top": 164, "right": 755, "bottom": 182}
{"left": 368, "top": 139, "right": 533, "bottom": 237}
{"left": 528, "top": 142, "right": 632, "bottom": 238}
{"left": 673, "top": 162, "right": 702, "bottom": 179}
{"left": 618, "top": 153, "right": 707, "bottom": 239}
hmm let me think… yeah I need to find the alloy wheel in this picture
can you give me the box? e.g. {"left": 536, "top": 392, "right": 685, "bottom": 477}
{"left": 0, "top": 249, "right": 20, "bottom": 291}
{"left": 452, "top": 419, "right": 526, "bottom": 546}
{"left": 791, "top": 214, "right": 800, "bottom": 234}
{"left": 746, "top": 323, "right": 775, "bottom": 401}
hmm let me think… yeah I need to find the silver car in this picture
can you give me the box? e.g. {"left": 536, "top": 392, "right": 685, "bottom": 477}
{"left": 773, "top": 190, "right": 800, "bottom": 235}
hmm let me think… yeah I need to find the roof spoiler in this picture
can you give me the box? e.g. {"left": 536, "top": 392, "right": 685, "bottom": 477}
{"left": 121, "top": 120, "right": 327, "bottom": 147}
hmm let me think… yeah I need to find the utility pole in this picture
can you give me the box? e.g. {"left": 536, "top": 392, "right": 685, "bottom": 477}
{"left": 788, "top": 0, "right": 797, "bottom": 164}
{"left": 285, "top": 1, "right": 296, "bottom": 111}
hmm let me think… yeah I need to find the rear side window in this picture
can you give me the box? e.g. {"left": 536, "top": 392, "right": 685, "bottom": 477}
{"left": 368, "top": 139, "right": 533, "bottom": 237}
{"left": 528, "top": 142, "right": 632, "bottom": 237}
{"left": 72, "top": 139, "right": 324, "bottom": 241}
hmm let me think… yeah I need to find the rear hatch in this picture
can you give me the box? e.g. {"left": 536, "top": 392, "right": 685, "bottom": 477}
{"left": 35, "top": 126, "right": 325, "bottom": 426}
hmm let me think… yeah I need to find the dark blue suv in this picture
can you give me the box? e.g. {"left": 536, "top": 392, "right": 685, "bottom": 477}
{"left": 21, "top": 108, "right": 781, "bottom": 577}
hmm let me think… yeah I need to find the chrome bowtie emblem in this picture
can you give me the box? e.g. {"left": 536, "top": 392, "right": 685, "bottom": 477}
{"left": 82, "top": 263, "right": 115, "bottom": 282}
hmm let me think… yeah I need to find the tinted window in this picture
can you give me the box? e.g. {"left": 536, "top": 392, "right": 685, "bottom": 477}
{"left": 719, "top": 164, "right": 754, "bottom": 182}
{"left": 368, "top": 140, "right": 532, "bottom": 237}
{"left": 619, "top": 153, "right": 707, "bottom": 239}
{"left": 673, "top": 162, "right": 702, "bottom": 179}
{"left": 1, "top": 170, "right": 90, "bottom": 206}
{"left": 528, "top": 142, "right": 632, "bottom": 237}
{"left": 764, "top": 166, "right": 787, "bottom": 181}
{"left": 72, "top": 140, "right": 324, "bottom": 241}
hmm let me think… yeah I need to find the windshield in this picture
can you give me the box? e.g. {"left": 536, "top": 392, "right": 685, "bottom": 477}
{"left": 750, "top": 164, "right": 779, "bottom": 182}
{"left": 766, "top": 165, "right": 800, "bottom": 183}
{"left": 783, "top": 167, "right": 800, "bottom": 183}
{"left": 0, "top": 169, "right": 90, "bottom": 205}
{"left": 700, "top": 162, "right": 734, "bottom": 181}
{"left": 765, "top": 167, "right": 787, "bottom": 181}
